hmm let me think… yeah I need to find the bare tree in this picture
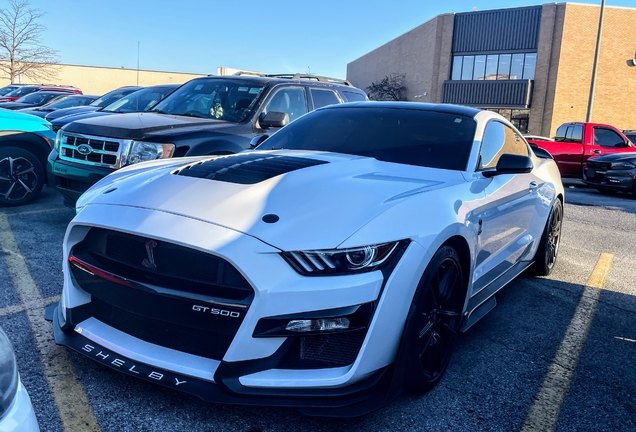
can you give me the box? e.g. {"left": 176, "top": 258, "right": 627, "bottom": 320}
{"left": 0, "top": 0, "right": 58, "bottom": 83}
{"left": 366, "top": 74, "right": 407, "bottom": 101}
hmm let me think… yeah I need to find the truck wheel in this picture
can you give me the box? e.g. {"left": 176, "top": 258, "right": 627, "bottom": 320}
{"left": 0, "top": 147, "right": 44, "bottom": 207}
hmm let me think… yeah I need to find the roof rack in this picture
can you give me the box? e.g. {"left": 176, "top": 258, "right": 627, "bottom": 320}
{"left": 267, "top": 73, "right": 352, "bottom": 86}
{"left": 229, "top": 71, "right": 352, "bottom": 86}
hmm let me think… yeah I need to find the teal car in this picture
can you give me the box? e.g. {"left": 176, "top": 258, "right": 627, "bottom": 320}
{"left": 0, "top": 108, "right": 56, "bottom": 206}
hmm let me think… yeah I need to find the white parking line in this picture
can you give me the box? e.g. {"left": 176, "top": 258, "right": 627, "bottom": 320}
{"left": 520, "top": 252, "right": 614, "bottom": 432}
{"left": 0, "top": 295, "right": 60, "bottom": 318}
{"left": 0, "top": 214, "right": 100, "bottom": 432}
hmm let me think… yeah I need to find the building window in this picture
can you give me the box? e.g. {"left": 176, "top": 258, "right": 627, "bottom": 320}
{"left": 461, "top": 56, "right": 474, "bottom": 80}
{"left": 451, "top": 53, "right": 537, "bottom": 81}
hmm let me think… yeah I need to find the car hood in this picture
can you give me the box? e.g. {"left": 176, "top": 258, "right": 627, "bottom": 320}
{"left": 589, "top": 152, "right": 636, "bottom": 163}
{"left": 64, "top": 112, "right": 236, "bottom": 140}
{"left": 77, "top": 150, "right": 464, "bottom": 250}
{"left": 51, "top": 110, "right": 115, "bottom": 127}
{"left": 17, "top": 108, "right": 47, "bottom": 118}
{"left": 45, "top": 106, "right": 100, "bottom": 121}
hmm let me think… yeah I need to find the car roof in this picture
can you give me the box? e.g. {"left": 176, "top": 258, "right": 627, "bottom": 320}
{"left": 318, "top": 101, "right": 482, "bottom": 117}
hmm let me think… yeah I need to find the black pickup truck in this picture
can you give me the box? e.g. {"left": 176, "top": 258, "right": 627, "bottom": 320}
{"left": 47, "top": 73, "right": 367, "bottom": 208}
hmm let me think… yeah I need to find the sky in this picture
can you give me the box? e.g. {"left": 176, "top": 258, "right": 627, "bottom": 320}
{"left": 24, "top": 0, "right": 636, "bottom": 80}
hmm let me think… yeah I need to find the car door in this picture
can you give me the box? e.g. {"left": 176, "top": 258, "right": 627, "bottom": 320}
{"left": 587, "top": 126, "right": 636, "bottom": 160}
{"left": 254, "top": 86, "right": 308, "bottom": 134}
{"left": 472, "top": 121, "right": 542, "bottom": 293}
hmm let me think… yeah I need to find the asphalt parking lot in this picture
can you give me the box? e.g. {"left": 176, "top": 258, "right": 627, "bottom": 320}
{"left": 1, "top": 180, "right": 635, "bottom": 432}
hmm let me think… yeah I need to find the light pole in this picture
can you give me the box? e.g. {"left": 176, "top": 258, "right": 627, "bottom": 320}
{"left": 585, "top": 0, "right": 606, "bottom": 122}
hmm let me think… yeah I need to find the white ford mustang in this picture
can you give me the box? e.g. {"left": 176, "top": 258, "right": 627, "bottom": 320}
{"left": 50, "top": 102, "right": 563, "bottom": 416}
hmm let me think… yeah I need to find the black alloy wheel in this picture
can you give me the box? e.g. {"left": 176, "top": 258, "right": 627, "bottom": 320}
{"left": 404, "top": 245, "right": 464, "bottom": 393}
{"left": 531, "top": 199, "right": 563, "bottom": 276}
{"left": 0, "top": 147, "right": 44, "bottom": 207}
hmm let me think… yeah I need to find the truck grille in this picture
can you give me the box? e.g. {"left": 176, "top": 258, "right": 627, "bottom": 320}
{"left": 59, "top": 132, "right": 124, "bottom": 168}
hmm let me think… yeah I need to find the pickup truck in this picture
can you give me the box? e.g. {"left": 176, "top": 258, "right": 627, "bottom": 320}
{"left": 526, "top": 122, "right": 636, "bottom": 178}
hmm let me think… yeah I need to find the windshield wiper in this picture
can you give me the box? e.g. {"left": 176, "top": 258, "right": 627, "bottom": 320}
{"left": 180, "top": 112, "right": 205, "bottom": 119}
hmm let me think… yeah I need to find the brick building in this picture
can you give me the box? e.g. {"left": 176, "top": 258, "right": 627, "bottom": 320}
{"left": 347, "top": 3, "right": 636, "bottom": 136}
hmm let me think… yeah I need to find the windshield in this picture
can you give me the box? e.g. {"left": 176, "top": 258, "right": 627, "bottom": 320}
{"left": 0, "top": 86, "right": 19, "bottom": 96}
{"left": 5, "top": 86, "right": 39, "bottom": 97}
{"left": 151, "top": 78, "right": 265, "bottom": 122}
{"left": 257, "top": 107, "right": 477, "bottom": 171}
{"left": 90, "top": 88, "right": 139, "bottom": 107}
{"left": 17, "top": 92, "right": 67, "bottom": 105}
{"left": 103, "top": 87, "right": 174, "bottom": 113}
{"left": 38, "top": 95, "right": 94, "bottom": 111}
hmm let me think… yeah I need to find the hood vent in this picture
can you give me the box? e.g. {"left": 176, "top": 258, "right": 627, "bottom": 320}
{"left": 173, "top": 153, "right": 329, "bottom": 184}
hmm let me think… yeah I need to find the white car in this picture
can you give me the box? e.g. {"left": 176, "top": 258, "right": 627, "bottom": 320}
{"left": 51, "top": 102, "right": 564, "bottom": 416}
{"left": 0, "top": 328, "right": 39, "bottom": 432}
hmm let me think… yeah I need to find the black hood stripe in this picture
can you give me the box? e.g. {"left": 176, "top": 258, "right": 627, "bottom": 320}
{"left": 174, "top": 153, "right": 329, "bottom": 184}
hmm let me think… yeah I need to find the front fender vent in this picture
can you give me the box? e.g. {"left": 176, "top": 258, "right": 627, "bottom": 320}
{"left": 173, "top": 153, "right": 328, "bottom": 184}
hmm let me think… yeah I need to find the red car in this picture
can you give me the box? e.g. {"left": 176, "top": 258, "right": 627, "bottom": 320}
{"left": 527, "top": 122, "right": 636, "bottom": 178}
{"left": 0, "top": 84, "right": 82, "bottom": 102}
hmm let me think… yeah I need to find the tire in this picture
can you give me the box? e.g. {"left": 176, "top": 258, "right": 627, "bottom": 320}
{"left": 632, "top": 180, "right": 636, "bottom": 199}
{"left": 403, "top": 245, "right": 465, "bottom": 394}
{"left": 0, "top": 146, "right": 45, "bottom": 207}
{"left": 531, "top": 199, "right": 563, "bottom": 276}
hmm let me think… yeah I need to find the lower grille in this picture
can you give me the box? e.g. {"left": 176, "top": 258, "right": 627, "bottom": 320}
{"left": 586, "top": 160, "right": 611, "bottom": 170}
{"left": 277, "top": 330, "right": 367, "bottom": 369}
{"left": 92, "top": 298, "right": 231, "bottom": 360}
{"left": 56, "top": 176, "right": 93, "bottom": 193}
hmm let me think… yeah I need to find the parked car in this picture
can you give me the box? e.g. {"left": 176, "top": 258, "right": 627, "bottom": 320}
{"left": 47, "top": 73, "right": 367, "bottom": 207}
{"left": 0, "top": 85, "right": 81, "bottom": 102}
{"left": 0, "top": 91, "right": 72, "bottom": 111}
{"left": 527, "top": 122, "right": 636, "bottom": 178}
{"left": 18, "top": 95, "right": 99, "bottom": 118}
{"left": 0, "top": 111, "right": 56, "bottom": 206}
{"left": 49, "top": 85, "right": 179, "bottom": 131}
{"left": 623, "top": 130, "right": 636, "bottom": 144}
{"left": 583, "top": 153, "right": 636, "bottom": 196}
{"left": 44, "top": 86, "right": 142, "bottom": 122}
{"left": 0, "top": 327, "right": 40, "bottom": 431}
{"left": 50, "top": 102, "right": 563, "bottom": 416}
{"left": 0, "top": 84, "right": 26, "bottom": 97}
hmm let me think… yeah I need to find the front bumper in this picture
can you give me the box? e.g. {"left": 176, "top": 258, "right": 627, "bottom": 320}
{"left": 0, "top": 378, "right": 40, "bottom": 432}
{"left": 47, "top": 149, "right": 114, "bottom": 208}
{"left": 582, "top": 168, "right": 636, "bottom": 191}
{"left": 53, "top": 204, "right": 429, "bottom": 416}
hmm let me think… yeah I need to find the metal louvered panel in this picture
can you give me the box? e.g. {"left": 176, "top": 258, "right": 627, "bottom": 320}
{"left": 452, "top": 6, "right": 542, "bottom": 54}
{"left": 441, "top": 80, "right": 533, "bottom": 108}
{"left": 174, "top": 153, "right": 329, "bottom": 184}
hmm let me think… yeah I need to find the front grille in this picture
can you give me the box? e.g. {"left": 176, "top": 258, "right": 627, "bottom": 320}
{"left": 586, "top": 160, "right": 611, "bottom": 170}
{"left": 59, "top": 133, "right": 123, "bottom": 168}
{"left": 92, "top": 298, "right": 232, "bottom": 360}
{"left": 174, "top": 153, "right": 329, "bottom": 184}
{"left": 74, "top": 227, "right": 253, "bottom": 301}
{"left": 277, "top": 330, "right": 367, "bottom": 369}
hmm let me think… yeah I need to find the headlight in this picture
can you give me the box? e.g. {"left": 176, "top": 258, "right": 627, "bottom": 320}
{"left": 54, "top": 129, "right": 63, "bottom": 151}
{"left": 282, "top": 241, "right": 406, "bottom": 276}
{"left": 126, "top": 141, "right": 175, "bottom": 166}
{"left": 610, "top": 162, "right": 636, "bottom": 170}
{"left": 0, "top": 328, "right": 19, "bottom": 418}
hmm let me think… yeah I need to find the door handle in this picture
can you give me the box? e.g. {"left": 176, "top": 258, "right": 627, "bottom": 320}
{"left": 592, "top": 149, "right": 601, "bottom": 154}
{"left": 529, "top": 181, "right": 538, "bottom": 190}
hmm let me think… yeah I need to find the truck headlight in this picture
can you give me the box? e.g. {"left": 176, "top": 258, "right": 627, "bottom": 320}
{"left": 126, "top": 141, "right": 175, "bottom": 166}
{"left": 610, "top": 162, "right": 636, "bottom": 170}
{"left": 54, "top": 129, "right": 63, "bottom": 151}
{"left": 0, "top": 328, "right": 19, "bottom": 419}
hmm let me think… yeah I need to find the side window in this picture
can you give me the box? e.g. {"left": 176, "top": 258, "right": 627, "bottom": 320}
{"left": 554, "top": 125, "right": 568, "bottom": 142}
{"left": 594, "top": 127, "right": 625, "bottom": 148}
{"left": 310, "top": 89, "right": 341, "bottom": 109}
{"left": 262, "top": 87, "right": 307, "bottom": 123}
{"left": 565, "top": 125, "right": 583, "bottom": 143}
{"left": 479, "top": 121, "right": 528, "bottom": 170}
{"left": 342, "top": 91, "right": 367, "bottom": 102}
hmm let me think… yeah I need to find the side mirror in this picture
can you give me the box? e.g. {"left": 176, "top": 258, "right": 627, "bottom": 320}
{"left": 259, "top": 111, "right": 289, "bottom": 129}
{"left": 482, "top": 154, "right": 533, "bottom": 177}
{"left": 249, "top": 134, "right": 269, "bottom": 149}
{"left": 615, "top": 141, "right": 629, "bottom": 148}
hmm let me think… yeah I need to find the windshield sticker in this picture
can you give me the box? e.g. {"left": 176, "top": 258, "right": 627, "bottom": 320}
{"left": 238, "top": 87, "right": 248, "bottom": 92}
{"left": 249, "top": 88, "right": 261, "bottom": 94}
{"left": 194, "top": 85, "right": 203, "bottom": 91}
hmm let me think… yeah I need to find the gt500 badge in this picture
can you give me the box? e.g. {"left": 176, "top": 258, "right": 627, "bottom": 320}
{"left": 192, "top": 304, "right": 240, "bottom": 318}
